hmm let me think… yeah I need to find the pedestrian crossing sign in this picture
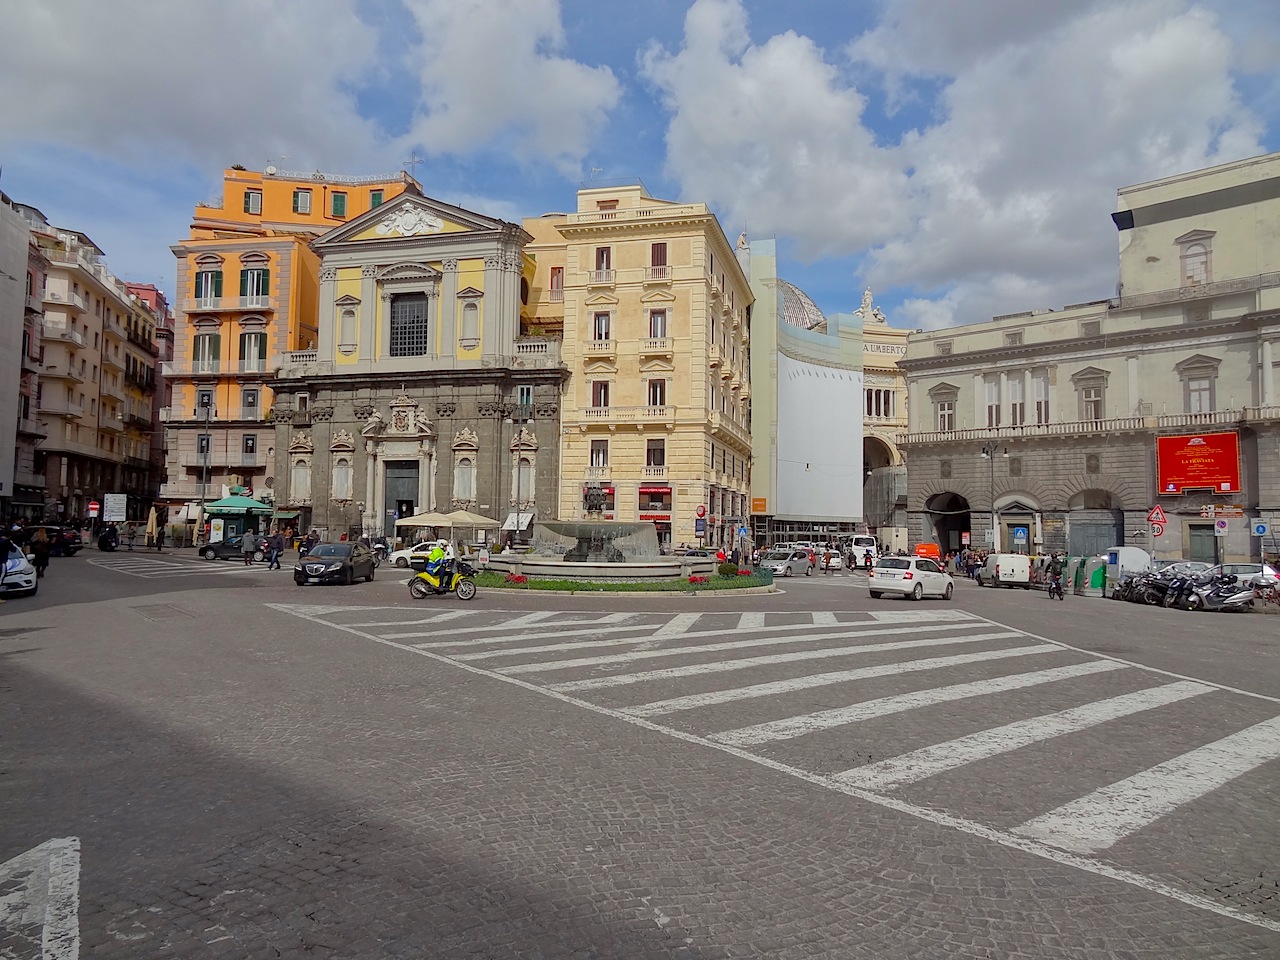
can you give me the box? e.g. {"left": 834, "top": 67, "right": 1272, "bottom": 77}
{"left": 1146, "top": 505, "right": 1168, "bottom": 524}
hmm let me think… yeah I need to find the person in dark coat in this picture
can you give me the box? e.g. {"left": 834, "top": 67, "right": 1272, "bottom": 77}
{"left": 29, "top": 528, "right": 51, "bottom": 578}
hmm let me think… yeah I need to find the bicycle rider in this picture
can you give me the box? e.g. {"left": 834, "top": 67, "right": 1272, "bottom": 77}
{"left": 1046, "top": 552, "right": 1064, "bottom": 596}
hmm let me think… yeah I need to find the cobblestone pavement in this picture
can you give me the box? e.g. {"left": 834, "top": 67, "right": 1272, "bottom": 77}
{"left": 3, "top": 575, "right": 1279, "bottom": 958}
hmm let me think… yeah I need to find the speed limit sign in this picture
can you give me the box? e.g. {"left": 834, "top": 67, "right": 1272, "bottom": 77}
{"left": 1151, "top": 522, "right": 1165, "bottom": 537}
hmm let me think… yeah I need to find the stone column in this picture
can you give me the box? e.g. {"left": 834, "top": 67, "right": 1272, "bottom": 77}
{"left": 371, "top": 444, "right": 386, "bottom": 536}
{"left": 440, "top": 260, "right": 458, "bottom": 359}
{"left": 360, "top": 265, "right": 377, "bottom": 359}
{"left": 998, "top": 371, "right": 1009, "bottom": 427}
{"left": 364, "top": 439, "right": 377, "bottom": 533}
{"left": 973, "top": 374, "right": 984, "bottom": 429}
{"left": 1126, "top": 355, "right": 1140, "bottom": 415}
{"left": 317, "top": 267, "right": 337, "bottom": 358}
{"left": 483, "top": 255, "right": 501, "bottom": 358}
{"left": 418, "top": 442, "right": 431, "bottom": 511}
{"left": 1263, "top": 338, "right": 1275, "bottom": 406}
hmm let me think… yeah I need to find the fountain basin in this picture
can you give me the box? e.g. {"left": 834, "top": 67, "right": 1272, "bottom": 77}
{"left": 481, "top": 555, "right": 717, "bottom": 580}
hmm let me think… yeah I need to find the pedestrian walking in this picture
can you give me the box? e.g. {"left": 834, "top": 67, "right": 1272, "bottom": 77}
{"left": 29, "top": 528, "right": 51, "bottom": 579}
{"left": 267, "top": 530, "right": 284, "bottom": 570}
{"left": 241, "top": 530, "right": 258, "bottom": 566}
{"left": 154, "top": 525, "right": 165, "bottom": 552}
{"left": 126, "top": 524, "right": 137, "bottom": 551}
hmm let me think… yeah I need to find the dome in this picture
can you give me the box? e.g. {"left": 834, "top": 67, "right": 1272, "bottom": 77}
{"left": 778, "top": 279, "right": 826, "bottom": 330}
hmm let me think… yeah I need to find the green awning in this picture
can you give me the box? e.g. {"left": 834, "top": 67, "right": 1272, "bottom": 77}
{"left": 272, "top": 510, "right": 300, "bottom": 519}
{"left": 203, "top": 495, "right": 274, "bottom": 515}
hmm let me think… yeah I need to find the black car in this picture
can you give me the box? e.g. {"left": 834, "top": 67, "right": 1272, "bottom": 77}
{"left": 294, "top": 542, "right": 376, "bottom": 586}
{"left": 200, "top": 534, "right": 266, "bottom": 562}
{"left": 16, "top": 525, "right": 82, "bottom": 556}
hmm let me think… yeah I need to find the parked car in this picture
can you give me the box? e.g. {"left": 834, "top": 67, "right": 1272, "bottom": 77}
{"left": 294, "top": 542, "right": 377, "bottom": 585}
{"left": 977, "top": 553, "right": 1032, "bottom": 589}
{"left": 0, "top": 542, "right": 38, "bottom": 597}
{"left": 1207, "top": 562, "right": 1279, "bottom": 587}
{"left": 820, "top": 553, "right": 843, "bottom": 571}
{"left": 200, "top": 534, "right": 266, "bottom": 562}
{"left": 388, "top": 541, "right": 437, "bottom": 568}
{"left": 16, "top": 525, "right": 82, "bottom": 556}
{"left": 759, "top": 549, "right": 811, "bottom": 577}
{"left": 870, "top": 556, "right": 954, "bottom": 600}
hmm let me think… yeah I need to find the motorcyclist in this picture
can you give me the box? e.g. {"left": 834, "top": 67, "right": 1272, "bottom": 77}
{"left": 425, "top": 539, "right": 453, "bottom": 593}
{"left": 863, "top": 549, "right": 873, "bottom": 572}
{"left": 1046, "top": 552, "right": 1064, "bottom": 596}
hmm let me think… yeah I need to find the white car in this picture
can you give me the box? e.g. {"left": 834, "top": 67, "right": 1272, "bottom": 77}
{"left": 1208, "top": 562, "right": 1279, "bottom": 587}
{"left": 759, "top": 549, "right": 812, "bottom": 577}
{"left": 819, "top": 553, "right": 843, "bottom": 571}
{"left": 869, "top": 556, "right": 954, "bottom": 601}
{"left": 0, "top": 543, "right": 38, "bottom": 597}
{"left": 388, "top": 542, "right": 437, "bottom": 568}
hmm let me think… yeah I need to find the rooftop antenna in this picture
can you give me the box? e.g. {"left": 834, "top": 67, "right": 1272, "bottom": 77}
{"left": 589, "top": 167, "right": 603, "bottom": 180}
{"left": 404, "top": 151, "right": 425, "bottom": 179}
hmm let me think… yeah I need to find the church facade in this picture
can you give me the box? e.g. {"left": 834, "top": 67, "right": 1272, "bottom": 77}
{"left": 266, "top": 192, "right": 567, "bottom": 540}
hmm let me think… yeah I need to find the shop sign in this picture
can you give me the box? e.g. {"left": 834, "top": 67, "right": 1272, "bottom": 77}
{"left": 639, "top": 514, "right": 671, "bottom": 521}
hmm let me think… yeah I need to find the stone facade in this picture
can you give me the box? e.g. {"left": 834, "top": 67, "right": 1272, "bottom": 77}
{"left": 901, "top": 151, "right": 1280, "bottom": 563}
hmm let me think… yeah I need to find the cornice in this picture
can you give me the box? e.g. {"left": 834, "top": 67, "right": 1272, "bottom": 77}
{"left": 266, "top": 365, "right": 570, "bottom": 393}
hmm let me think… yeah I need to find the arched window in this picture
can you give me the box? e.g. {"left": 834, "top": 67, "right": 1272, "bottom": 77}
{"left": 1182, "top": 243, "right": 1209, "bottom": 285}
{"left": 332, "top": 458, "right": 353, "bottom": 499}
{"left": 516, "top": 456, "right": 533, "bottom": 502}
{"left": 291, "top": 459, "right": 311, "bottom": 499}
{"left": 339, "top": 309, "right": 356, "bottom": 353}
{"left": 460, "top": 301, "right": 479, "bottom": 349}
{"left": 454, "top": 457, "right": 475, "bottom": 500}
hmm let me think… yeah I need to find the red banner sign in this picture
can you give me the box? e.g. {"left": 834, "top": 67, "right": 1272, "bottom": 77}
{"left": 1156, "top": 432, "right": 1241, "bottom": 494}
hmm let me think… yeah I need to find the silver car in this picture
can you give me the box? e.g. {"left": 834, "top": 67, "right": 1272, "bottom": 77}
{"left": 760, "top": 549, "right": 812, "bottom": 577}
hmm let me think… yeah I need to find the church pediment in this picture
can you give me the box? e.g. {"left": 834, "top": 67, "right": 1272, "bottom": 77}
{"left": 312, "top": 192, "right": 528, "bottom": 250}
{"left": 376, "top": 261, "right": 441, "bottom": 283}
{"left": 334, "top": 294, "right": 361, "bottom": 307}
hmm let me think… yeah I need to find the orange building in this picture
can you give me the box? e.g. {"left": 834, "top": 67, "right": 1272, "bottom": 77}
{"left": 162, "top": 167, "right": 418, "bottom": 532}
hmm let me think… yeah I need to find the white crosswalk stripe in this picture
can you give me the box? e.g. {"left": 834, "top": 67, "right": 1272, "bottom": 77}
{"left": 87, "top": 555, "right": 267, "bottom": 578}
{"left": 267, "top": 601, "right": 1280, "bottom": 932}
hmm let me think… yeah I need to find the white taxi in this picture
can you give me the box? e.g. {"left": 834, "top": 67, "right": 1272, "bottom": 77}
{"left": 388, "top": 541, "right": 437, "bottom": 568}
{"left": 868, "top": 556, "right": 954, "bottom": 601}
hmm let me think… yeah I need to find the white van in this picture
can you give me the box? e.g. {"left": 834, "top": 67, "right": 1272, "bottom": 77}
{"left": 979, "top": 553, "right": 1032, "bottom": 588}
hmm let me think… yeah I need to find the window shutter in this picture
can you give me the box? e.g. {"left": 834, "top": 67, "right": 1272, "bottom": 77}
{"left": 243, "top": 192, "right": 252, "bottom": 213}
{"left": 292, "top": 191, "right": 299, "bottom": 213}
{"left": 210, "top": 334, "right": 221, "bottom": 361}
{"left": 213, "top": 271, "right": 223, "bottom": 297}
{"left": 261, "top": 268, "right": 269, "bottom": 294}
{"left": 257, "top": 334, "right": 267, "bottom": 360}
{"left": 239, "top": 270, "right": 248, "bottom": 297}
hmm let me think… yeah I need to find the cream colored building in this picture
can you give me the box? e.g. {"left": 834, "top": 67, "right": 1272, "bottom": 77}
{"left": 525, "top": 183, "right": 753, "bottom": 551}
{"left": 900, "top": 151, "right": 1280, "bottom": 563}
{"left": 859, "top": 290, "right": 909, "bottom": 551}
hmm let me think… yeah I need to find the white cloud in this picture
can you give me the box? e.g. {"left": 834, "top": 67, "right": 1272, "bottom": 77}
{"left": 396, "top": 0, "right": 621, "bottom": 174}
{"left": 0, "top": 0, "right": 388, "bottom": 172}
{"left": 640, "top": 0, "right": 912, "bottom": 258}
{"left": 644, "top": 0, "right": 1266, "bottom": 327}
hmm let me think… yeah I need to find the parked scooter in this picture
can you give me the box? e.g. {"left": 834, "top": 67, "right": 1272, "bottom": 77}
{"left": 1186, "top": 574, "right": 1255, "bottom": 612}
{"left": 408, "top": 556, "right": 478, "bottom": 601}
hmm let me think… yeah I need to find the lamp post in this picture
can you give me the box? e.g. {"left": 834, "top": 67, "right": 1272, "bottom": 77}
{"left": 197, "top": 393, "right": 213, "bottom": 545}
{"left": 504, "top": 413, "right": 532, "bottom": 549}
{"left": 980, "top": 441, "right": 1008, "bottom": 550}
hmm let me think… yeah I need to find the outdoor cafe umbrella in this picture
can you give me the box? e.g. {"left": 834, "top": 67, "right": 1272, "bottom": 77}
{"left": 144, "top": 506, "right": 158, "bottom": 545}
{"left": 394, "top": 511, "right": 455, "bottom": 529}
{"left": 443, "top": 509, "right": 500, "bottom": 529}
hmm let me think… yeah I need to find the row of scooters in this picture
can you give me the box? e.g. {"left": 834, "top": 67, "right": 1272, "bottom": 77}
{"left": 1112, "top": 568, "right": 1256, "bottom": 612}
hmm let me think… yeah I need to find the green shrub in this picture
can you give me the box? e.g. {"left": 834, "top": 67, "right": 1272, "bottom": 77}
{"left": 717, "top": 562, "right": 739, "bottom": 578}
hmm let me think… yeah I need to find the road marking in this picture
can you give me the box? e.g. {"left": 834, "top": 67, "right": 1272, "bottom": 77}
{"left": 867, "top": 609, "right": 977, "bottom": 623}
{"left": 609, "top": 642, "right": 1051, "bottom": 712}
{"left": 812, "top": 611, "right": 838, "bottom": 625}
{"left": 837, "top": 680, "right": 1213, "bottom": 791}
{"left": 654, "top": 612, "right": 701, "bottom": 638}
{"left": 265, "top": 603, "right": 1280, "bottom": 933}
{"left": 533, "top": 630, "right": 1024, "bottom": 687}
{"left": 709, "top": 659, "right": 1127, "bottom": 747}
{"left": 1013, "top": 714, "right": 1280, "bottom": 853}
{"left": 737, "top": 612, "right": 765, "bottom": 629}
{"left": 463, "top": 620, "right": 993, "bottom": 665}
{"left": 0, "top": 837, "right": 80, "bottom": 960}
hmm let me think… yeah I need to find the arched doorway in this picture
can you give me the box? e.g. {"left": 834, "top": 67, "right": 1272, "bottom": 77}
{"left": 863, "top": 435, "right": 901, "bottom": 530}
{"left": 1067, "top": 489, "right": 1123, "bottom": 556}
{"left": 924, "top": 492, "right": 970, "bottom": 554}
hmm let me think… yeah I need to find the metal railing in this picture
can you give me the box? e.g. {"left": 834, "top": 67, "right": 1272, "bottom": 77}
{"left": 238, "top": 359, "right": 268, "bottom": 374}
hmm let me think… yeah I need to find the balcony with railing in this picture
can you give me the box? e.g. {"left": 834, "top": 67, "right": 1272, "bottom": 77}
{"left": 283, "top": 349, "right": 317, "bottom": 365}
{"left": 588, "top": 269, "right": 616, "bottom": 286}
{"left": 43, "top": 289, "right": 88, "bottom": 315}
{"left": 38, "top": 397, "right": 85, "bottom": 419}
{"left": 102, "top": 350, "right": 126, "bottom": 371}
{"left": 582, "top": 339, "right": 616, "bottom": 357}
{"left": 41, "top": 362, "right": 84, "bottom": 383}
{"left": 643, "top": 265, "right": 672, "bottom": 283}
{"left": 17, "top": 417, "right": 48, "bottom": 437}
{"left": 643, "top": 465, "right": 667, "bottom": 478}
{"left": 548, "top": 289, "right": 564, "bottom": 302}
{"left": 899, "top": 409, "right": 1253, "bottom": 445}
{"left": 584, "top": 465, "right": 611, "bottom": 480}
{"left": 1245, "top": 404, "right": 1280, "bottom": 422}
{"left": 100, "top": 379, "right": 127, "bottom": 400}
{"left": 180, "top": 451, "right": 267, "bottom": 469}
{"left": 709, "top": 410, "right": 751, "bottom": 447}
{"left": 238, "top": 358, "right": 269, "bottom": 375}
{"left": 514, "top": 338, "right": 561, "bottom": 364}
{"left": 639, "top": 337, "right": 673, "bottom": 356}
{"left": 43, "top": 325, "right": 85, "bottom": 348}
{"left": 161, "top": 359, "right": 223, "bottom": 377}
{"left": 567, "top": 204, "right": 705, "bottom": 224}
{"left": 708, "top": 344, "right": 724, "bottom": 367}
{"left": 581, "top": 405, "right": 674, "bottom": 424}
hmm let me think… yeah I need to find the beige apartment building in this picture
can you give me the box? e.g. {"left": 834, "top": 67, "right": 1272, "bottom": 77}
{"left": 900, "top": 151, "right": 1280, "bottom": 563}
{"left": 20, "top": 208, "right": 160, "bottom": 522}
{"left": 524, "top": 183, "right": 754, "bottom": 551}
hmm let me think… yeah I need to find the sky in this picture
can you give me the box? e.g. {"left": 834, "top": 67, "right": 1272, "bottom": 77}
{"left": 2, "top": 0, "right": 1277, "bottom": 330}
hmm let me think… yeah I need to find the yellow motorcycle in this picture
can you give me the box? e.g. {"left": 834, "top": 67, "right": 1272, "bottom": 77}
{"left": 409, "top": 557, "right": 478, "bottom": 601}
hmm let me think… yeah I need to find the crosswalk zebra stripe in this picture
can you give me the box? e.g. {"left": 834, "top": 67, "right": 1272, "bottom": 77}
{"left": 520, "top": 629, "right": 1023, "bottom": 684}
{"left": 1012, "top": 714, "right": 1280, "bottom": 854}
{"left": 590, "top": 641, "right": 1050, "bottom": 709}
{"left": 654, "top": 612, "right": 702, "bottom": 638}
{"left": 737, "top": 612, "right": 765, "bottom": 629}
{"left": 464, "top": 620, "right": 994, "bottom": 665}
{"left": 708, "top": 659, "right": 1127, "bottom": 747}
{"left": 836, "top": 680, "right": 1213, "bottom": 792}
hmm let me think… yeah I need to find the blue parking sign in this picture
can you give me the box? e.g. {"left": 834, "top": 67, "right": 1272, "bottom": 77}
{"left": 1013, "top": 526, "right": 1028, "bottom": 543}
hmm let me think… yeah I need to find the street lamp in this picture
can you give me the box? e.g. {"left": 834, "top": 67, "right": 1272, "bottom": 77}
{"left": 197, "top": 393, "right": 214, "bottom": 545}
{"left": 980, "top": 442, "right": 1008, "bottom": 550}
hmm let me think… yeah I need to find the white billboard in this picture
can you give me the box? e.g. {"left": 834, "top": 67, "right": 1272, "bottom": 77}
{"left": 774, "top": 353, "right": 863, "bottom": 520}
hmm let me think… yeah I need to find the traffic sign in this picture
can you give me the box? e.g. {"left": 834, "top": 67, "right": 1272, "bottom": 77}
{"left": 1146, "top": 505, "right": 1167, "bottom": 524}
{"left": 696, "top": 505, "right": 706, "bottom": 518}
{"left": 1013, "top": 526, "right": 1028, "bottom": 544}
{"left": 1253, "top": 521, "right": 1271, "bottom": 537}
{"left": 1214, "top": 518, "right": 1229, "bottom": 537}
{"left": 87, "top": 500, "right": 100, "bottom": 518}
{"left": 1151, "top": 523, "right": 1165, "bottom": 537}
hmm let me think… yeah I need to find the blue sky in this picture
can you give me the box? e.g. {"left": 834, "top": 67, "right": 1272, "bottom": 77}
{"left": 2, "top": 0, "right": 1277, "bottom": 329}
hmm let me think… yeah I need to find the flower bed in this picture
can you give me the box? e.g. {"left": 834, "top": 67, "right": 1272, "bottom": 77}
{"left": 472, "top": 570, "right": 774, "bottom": 592}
